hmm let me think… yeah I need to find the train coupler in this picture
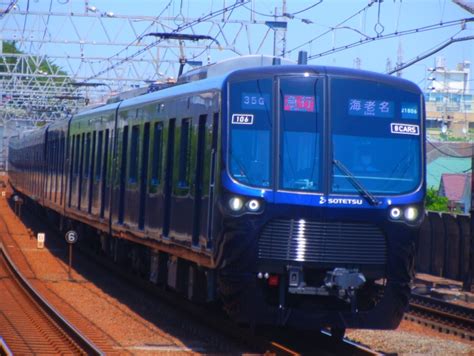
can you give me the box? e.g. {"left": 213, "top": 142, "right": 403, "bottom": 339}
{"left": 287, "top": 267, "right": 366, "bottom": 308}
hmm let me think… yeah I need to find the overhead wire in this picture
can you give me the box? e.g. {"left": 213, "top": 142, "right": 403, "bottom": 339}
{"left": 189, "top": 0, "right": 239, "bottom": 61}
{"left": 308, "top": 17, "right": 474, "bottom": 60}
{"left": 427, "top": 140, "right": 474, "bottom": 158}
{"left": 21, "top": 0, "right": 30, "bottom": 45}
{"left": 0, "top": 0, "right": 18, "bottom": 18}
{"left": 94, "top": 0, "right": 173, "bottom": 67}
{"left": 287, "top": 2, "right": 375, "bottom": 55}
{"left": 83, "top": 0, "right": 250, "bottom": 82}
{"left": 242, "top": 3, "right": 276, "bottom": 18}
{"left": 387, "top": 28, "right": 471, "bottom": 74}
{"left": 285, "top": 1, "right": 323, "bottom": 17}
{"left": 40, "top": 0, "right": 53, "bottom": 45}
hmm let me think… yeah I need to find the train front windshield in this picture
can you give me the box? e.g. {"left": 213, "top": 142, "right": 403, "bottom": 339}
{"left": 228, "top": 74, "right": 422, "bottom": 196}
{"left": 228, "top": 76, "right": 323, "bottom": 191}
{"left": 331, "top": 78, "right": 422, "bottom": 195}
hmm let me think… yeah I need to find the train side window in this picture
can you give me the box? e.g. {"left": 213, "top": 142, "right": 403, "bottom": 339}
{"left": 118, "top": 125, "right": 129, "bottom": 223}
{"left": 84, "top": 132, "right": 91, "bottom": 177}
{"left": 68, "top": 135, "right": 75, "bottom": 207}
{"left": 129, "top": 125, "right": 140, "bottom": 183}
{"left": 100, "top": 129, "right": 109, "bottom": 218}
{"left": 103, "top": 129, "right": 109, "bottom": 182}
{"left": 96, "top": 131, "right": 103, "bottom": 180}
{"left": 74, "top": 134, "right": 80, "bottom": 175}
{"left": 151, "top": 122, "right": 163, "bottom": 186}
{"left": 195, "top": 114, "right": 207, "bottom": 182}
{"left": 178, "top": 118, "right": 191, "bottom": 188}
{"left": 54, "top": 137, "right": 59, "bottom": 176}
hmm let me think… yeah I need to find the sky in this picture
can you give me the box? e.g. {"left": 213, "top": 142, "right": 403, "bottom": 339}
{"left": 1, "top": 0, "right": 474, "bottom": 93}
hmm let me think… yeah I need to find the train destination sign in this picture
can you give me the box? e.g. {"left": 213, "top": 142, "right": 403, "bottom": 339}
{"left": 284, "top": 95, "right": 315, "bottom": 112}
{"left": 348, "top": 98, "right": 394, "bottom": 118}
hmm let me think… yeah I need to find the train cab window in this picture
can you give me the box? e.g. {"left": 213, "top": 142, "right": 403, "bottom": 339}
{"left": 228, "top": 78, "right": 272, "bottom": 188}
{"left": 279, "top": 76, "right": 323, "bottom": 191}
{"left": 330, "top": 78, "right": 422, "bottom": 195}
{"left": 129, "top": 125, "right": 140, "bottom": 183}
{"left": 151, "top": 122, "right": 163, "bottom": 186}
{"left": 178, "top": 119, "right": 191, "bottom": 188}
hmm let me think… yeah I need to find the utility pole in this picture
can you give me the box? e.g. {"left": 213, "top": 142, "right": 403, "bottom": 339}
{"left": 464, "top": 146, "right": 473, "bottom": 292}
{"left": 279, "top": 0, "right": 287, "bottom": 57}
{"left": 267, "top": 0, "right": 288, "bottom": 58}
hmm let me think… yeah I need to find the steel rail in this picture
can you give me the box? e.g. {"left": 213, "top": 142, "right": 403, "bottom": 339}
{"left": 0, "top": 243, "right": 103, "bottom": 355}
{"left": 407, "top": 293, "right": 474, "bottom": 341}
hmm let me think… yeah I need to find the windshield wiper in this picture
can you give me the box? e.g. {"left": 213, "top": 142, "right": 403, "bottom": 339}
{"left": 333, "top": 159, "right": 380, "bottom": 206}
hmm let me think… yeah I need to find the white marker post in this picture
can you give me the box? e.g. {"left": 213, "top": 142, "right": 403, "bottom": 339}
{"left": 37, "top": 233, "right": 45, "bottom": 249}
{"left": 65, "top": 230, "right": 78, "bottom": 280}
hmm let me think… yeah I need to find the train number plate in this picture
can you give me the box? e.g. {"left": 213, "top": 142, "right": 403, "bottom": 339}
{"left": 231, "top": 114, "right": 254, "bottom": 125}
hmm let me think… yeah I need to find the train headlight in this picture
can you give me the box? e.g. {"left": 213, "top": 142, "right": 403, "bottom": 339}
{"left": 389, "top": 207, "right": 402, "bottom": 220}
{"left": 404, "top": 206, "right": 419, "bottom": 222}
{"left": 228, "top": 196, "right": 244, "bottom": 212}
{"left": 247, "top": 199, "right": 260, "bottom": 212}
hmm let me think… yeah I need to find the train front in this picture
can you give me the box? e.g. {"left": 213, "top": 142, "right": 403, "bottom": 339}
{"left": 214, "top": 66, "right": 425, "bottom": 331}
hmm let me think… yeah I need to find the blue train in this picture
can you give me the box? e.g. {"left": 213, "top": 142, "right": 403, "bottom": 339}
{"left": 8, "top": 55, "right": 426, "bottom": 335}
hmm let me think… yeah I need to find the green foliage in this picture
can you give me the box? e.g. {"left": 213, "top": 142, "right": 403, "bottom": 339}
{"left": 1, "top": 40, "right": 70, "bottom": 84}
{"left": 425, "top": 187, "right": 449, "bottom": 212}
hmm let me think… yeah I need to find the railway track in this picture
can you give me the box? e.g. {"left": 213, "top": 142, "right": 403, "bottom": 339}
{"left": 74, "top": 239, "right": 380, "bottom": 355}
{"left": 406, "top": 293, "right": 474, "bottom": 341}
{"left": 0, "top": 244, "right": 102, "bottom": 355}
{"left": 8, "top": 196, "right": 381, "bottom": 355}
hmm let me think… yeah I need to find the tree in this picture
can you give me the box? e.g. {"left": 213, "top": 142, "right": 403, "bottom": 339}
{"left": 425, "top": 187, "right": 449, "bottom": 212}
{"left": 1, "top": 40, "right": 70, "bottom": 84}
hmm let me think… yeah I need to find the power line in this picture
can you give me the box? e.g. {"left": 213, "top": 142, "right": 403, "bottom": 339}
{"left": 83, "top": 0, "right": 250, "bottom": 83}
{"left": 285, "top": 1, "right": 323, "bottom": 17}
{"left": 242, "top": 3, "right": 275, "bottom": 18}
{"left": 0, "top": 0, "right": 18, "bottom": 18}
{"left": 427, "top": 140, "right": 474, "bottom": 158}
{"left": 287, "top": 2, "right": 375, "bottom": 55}
{"left": 101, "top": 0, "right": 174, "bottom": 65}
{"left": 388, "top": 33, "right": 474, "bottom": 75}
{"left": 307, "top": 17, "right": 474, "bottom": 60}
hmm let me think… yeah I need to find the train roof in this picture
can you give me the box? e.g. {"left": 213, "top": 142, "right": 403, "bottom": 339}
{"left": 66, "top": 55, "right": 423, "bottom": 124}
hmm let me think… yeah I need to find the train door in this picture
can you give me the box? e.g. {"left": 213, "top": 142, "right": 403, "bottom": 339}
{"left": 169, "top": 117, "right": 193, "bottom": 241}
{"left": 206, "top": 112, "right": 219, "bottom": 248}
{"left": 145, "top": 121, "right": 164, "bottom": 233}
{"left": 191, "top": 114, "right": 208, "bottom": 247}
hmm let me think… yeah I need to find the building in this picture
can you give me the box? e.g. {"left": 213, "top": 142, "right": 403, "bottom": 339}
{"left": 425, "top": 58, "right": 473, "bottom": 136}
{"left": 438, "top": 173, "right": 472, "bottom": 214}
